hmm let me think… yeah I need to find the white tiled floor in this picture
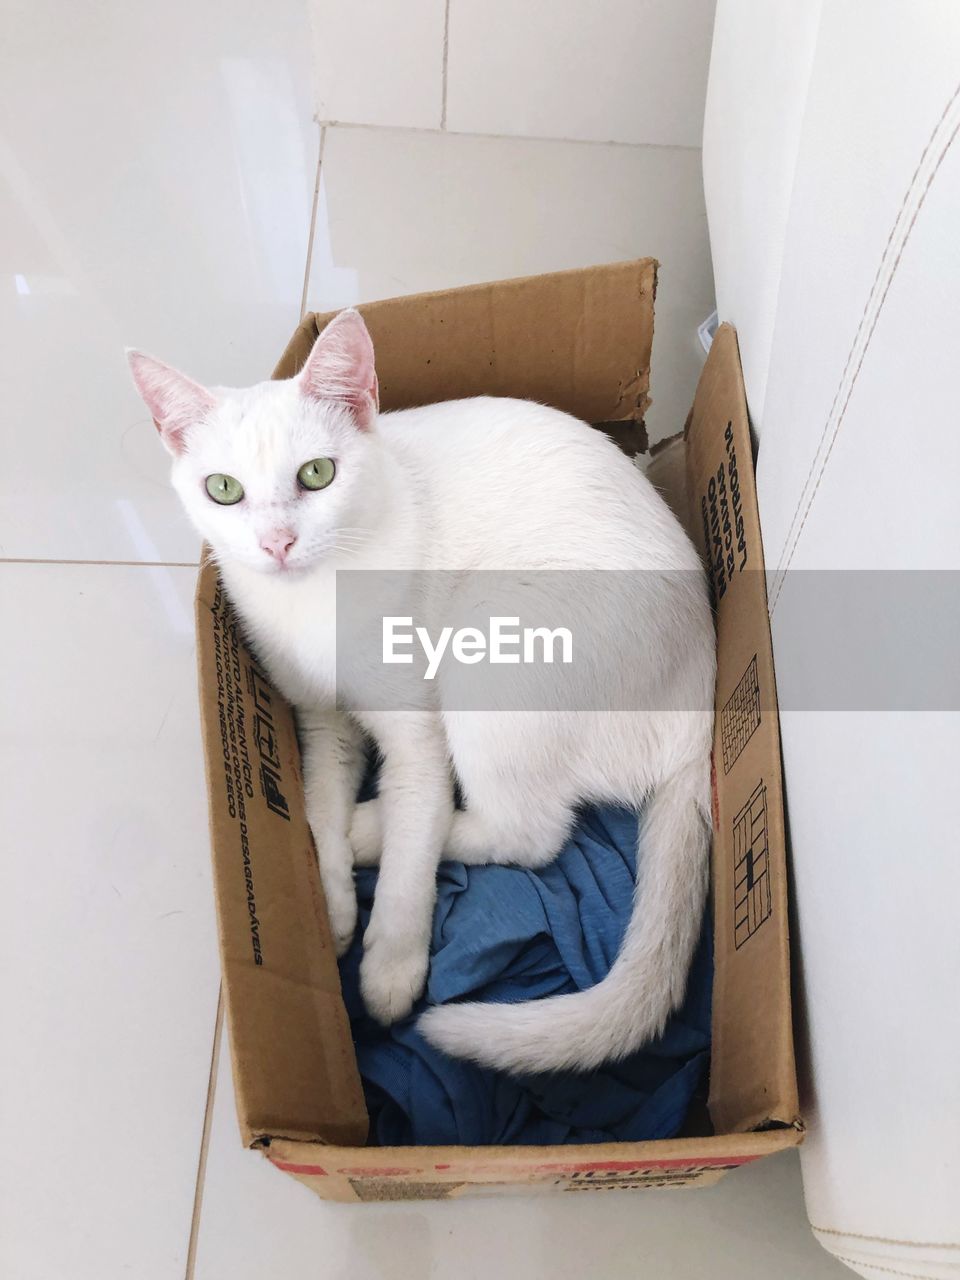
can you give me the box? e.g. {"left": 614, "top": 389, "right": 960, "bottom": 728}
{"left": 0, "top": 565, "right": 218, "bottom": 1279}
{"left": 2, "top": 2, "right": 849, "bottom": 1277}
{"left": 0, "top": 0, "right": 316, "bottom": 563}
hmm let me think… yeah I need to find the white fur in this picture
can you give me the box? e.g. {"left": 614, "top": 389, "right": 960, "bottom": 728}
{"left": 129, "top": 311, "right": 715, "bottom": 1073}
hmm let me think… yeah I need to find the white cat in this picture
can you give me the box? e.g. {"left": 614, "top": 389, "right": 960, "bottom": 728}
{"left": 128, "top": 309, "right": 715, "bottom": 1075}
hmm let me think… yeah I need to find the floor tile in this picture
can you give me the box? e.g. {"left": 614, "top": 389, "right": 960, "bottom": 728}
{"left": 0, "top": 0, "right": 317, "bottom": 562}
{"left": 0, "top": 563, "right": 220, "bottom": 1280}
{"left": 446, "top": 0, "right": 716, "bottom": 147}
{"left": 193, "top": 1031, "right": 846, "bottom": 1279}
{"left": 306, "top": 125, "right": 715, "bottom": 441}
{"left": 310, "top": 0, "right": 446, "bottom": 129}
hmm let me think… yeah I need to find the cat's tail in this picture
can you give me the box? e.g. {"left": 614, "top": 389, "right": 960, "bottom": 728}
{"left": 418, "top": 760, "right": 711, "bottom": 1075}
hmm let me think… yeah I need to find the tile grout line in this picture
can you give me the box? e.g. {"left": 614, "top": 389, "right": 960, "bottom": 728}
{"left": 300, "top": 125, "right": 327, "bottom": 321}
{"left": 184, "top": 986, "right": 224, "bottom": 1280}
{"left": 440, "top": 0, "right": 451, "bottom": 129}
{"left": 314, "top": 118, "right": 702, "bottom": 153}
{"left": 1, "top": 557, "right": 200, "bottom": 568}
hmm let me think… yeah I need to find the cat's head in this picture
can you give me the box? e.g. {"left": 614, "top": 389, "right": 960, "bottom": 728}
{"left": 127, "top": 309, "right": 381, "bottom": 575}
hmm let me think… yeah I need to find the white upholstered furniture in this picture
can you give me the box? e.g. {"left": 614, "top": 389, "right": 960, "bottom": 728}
{"left": 703, "top": 4, "right": 960, "bottom": 1276}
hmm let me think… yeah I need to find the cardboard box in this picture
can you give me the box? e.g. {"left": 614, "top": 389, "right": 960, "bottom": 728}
{"left": 193, "top": 260, "right": 801, "bottom": 1202}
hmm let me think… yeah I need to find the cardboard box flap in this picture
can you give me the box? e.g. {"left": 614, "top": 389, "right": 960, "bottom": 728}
{"left": 274, "top": 260, "right": 656, "bottom": 439}
{"left": 684, "top": 325, "right": 800, "bottom": 1133}
{"left": 194, "top": 566, "right": 367, "bottom": 1147}
{"left": 265, "top": 1127, "right": 800, "bottom": 1202}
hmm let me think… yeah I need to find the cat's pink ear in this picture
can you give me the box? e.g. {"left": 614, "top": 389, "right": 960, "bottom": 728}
{"left": 299, "top": 309, "right": 378, "bottom": 430}
{"left": 126, "top": 350, "right": 217, "bottom": 456}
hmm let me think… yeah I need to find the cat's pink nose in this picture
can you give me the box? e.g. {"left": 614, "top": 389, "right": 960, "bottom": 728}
{"left": 260, "top": 529, "right": 297, "bottom": 563}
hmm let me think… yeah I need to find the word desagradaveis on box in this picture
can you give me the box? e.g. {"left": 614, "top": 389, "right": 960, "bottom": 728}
{"left": 193, "top": 261, "right": 801, "bottom": 1203}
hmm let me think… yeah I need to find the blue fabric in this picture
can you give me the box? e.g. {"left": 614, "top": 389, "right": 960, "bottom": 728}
{"left": 338, "top": 803, "right": 712, "bottom": 1147}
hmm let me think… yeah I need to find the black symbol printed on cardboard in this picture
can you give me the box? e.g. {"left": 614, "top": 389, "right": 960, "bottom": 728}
{"left": 254, "top": 713, "right": 281, "bottom": 773}
{"left": 721, "top": 654, "right": 761, "bottom": 775}
{"left": 249, "top": 667, "right": 276, "bottom": 719}
{"left": 260, "top": 763, "right": 290, "bottom": 820}
{"left": 246, "top": 664, "right": 291, "bottom": 822}
{"left": 733, "top": 780, "right": 772, "bottom": 949}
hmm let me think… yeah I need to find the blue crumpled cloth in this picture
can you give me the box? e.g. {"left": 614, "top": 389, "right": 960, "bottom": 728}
{"left": 338, "top": 803, "right": 712, "bottom": 1147}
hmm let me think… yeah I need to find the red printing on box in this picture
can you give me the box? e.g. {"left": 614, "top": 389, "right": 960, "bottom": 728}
{"left": 270, "top": 1154, "right": 761, "bottom": 1178}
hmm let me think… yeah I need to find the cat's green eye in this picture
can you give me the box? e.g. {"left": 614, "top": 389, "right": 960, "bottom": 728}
{"left": 297, "top": 457, "right": 336, "bottom": 491}
{"left": 205, "top": 473, "right": 244, "bottom": 505}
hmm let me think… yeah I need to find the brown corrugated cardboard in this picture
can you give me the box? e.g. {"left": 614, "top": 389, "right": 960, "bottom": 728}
{"left": 194, "top": 569, "right": 366, "bottom": 1147}
{"left": 264, "top": 1128, "right": 801, "bottom": 1203}
{"left": 277, "top": 260, "right": 656, "bottom": 454}
{"left": 651, "top": 324, "right": 799, "bottom": 1135}
{"left": 193, "top": 264, "right": 800, "bottom": 1202}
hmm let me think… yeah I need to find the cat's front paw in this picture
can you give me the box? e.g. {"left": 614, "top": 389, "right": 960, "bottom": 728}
{"left": 348, "top": 798, "right": 382, "bottom": 867}
{"left": 310, "top": 827, "right": 359, "bottom": 956}
{"left": 324, "top": 878, "right": 358, "bottom": 957}
{"left": 360, "top": 927, "right": 429, "bottom": 1024}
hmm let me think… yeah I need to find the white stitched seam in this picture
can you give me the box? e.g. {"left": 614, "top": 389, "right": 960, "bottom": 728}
{"left": 768, "top": 80, "right": 960, "bottom": 615}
